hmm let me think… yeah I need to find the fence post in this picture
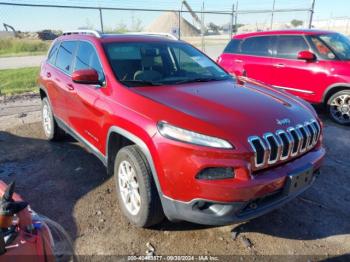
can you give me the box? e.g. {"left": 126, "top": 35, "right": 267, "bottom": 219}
{"left": 308, "top": 0, "right": 316, "bottom": 29}
{"left": 230, "top": 3, "right": 234, "bottom": 39}
{"left": 99, "top": 8, "right": 104, "bottom": 32}
{"left": 178, "top": 10, "right": 181, "bottom": 40}
{"left": 234, "top": 0, "right": 238, "bottom": 35}
{"left": 201, "top": 1, "right": 205, "bottom": 52}
{"left": 270, "top": 0, "right": 276, "bottom": 30}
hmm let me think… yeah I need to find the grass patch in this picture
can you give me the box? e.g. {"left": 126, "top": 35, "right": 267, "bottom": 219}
{"left": 0, "top": 38, "right": 50, "bottom": 57}
{"left": 0, "top": 67, "right": 40, "bottom": 96}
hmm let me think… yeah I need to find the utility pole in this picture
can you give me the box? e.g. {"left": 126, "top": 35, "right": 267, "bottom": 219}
{"left": 270, "top": 0, "right": 276, "bottom": 30}
{"left": 308, "top": 0, "right": 316, "bottom": 29}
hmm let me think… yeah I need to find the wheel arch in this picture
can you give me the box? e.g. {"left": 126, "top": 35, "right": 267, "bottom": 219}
{"left": 39, "top": 85, "right": 48, "bottom": 100}
{"left": 106, "top": 126, "right": 163, "bottom": 196}
{"left": 323, "top": 83, "right": 350, "bottom": 105}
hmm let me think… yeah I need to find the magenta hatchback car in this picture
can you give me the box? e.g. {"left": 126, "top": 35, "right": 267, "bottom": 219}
{"left": 218, "top": 29, "right": 350, "bottom": 125}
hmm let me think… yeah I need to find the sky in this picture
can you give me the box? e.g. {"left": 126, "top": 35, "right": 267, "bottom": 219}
{"left": 0, "top": 0, "right": 349, "bottom": 32}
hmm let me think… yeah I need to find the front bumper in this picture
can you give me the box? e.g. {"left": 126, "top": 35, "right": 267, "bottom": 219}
{"left": 161, "top": 168, "right": 319, "bottom": 225}
{"left": 157, "top": 145, "right": 325, "bottom": 225}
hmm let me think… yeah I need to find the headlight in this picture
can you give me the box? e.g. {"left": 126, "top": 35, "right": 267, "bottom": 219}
{"left": 157, "top": 122, "right": 233, "bottom": 149}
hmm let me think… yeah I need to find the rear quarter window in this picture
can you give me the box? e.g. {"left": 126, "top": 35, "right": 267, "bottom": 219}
{"left": 223, "top": 39, "right": 240, "bottom": 54}
{"left": 47, "top": 41, "right": 60, "bottom": 65}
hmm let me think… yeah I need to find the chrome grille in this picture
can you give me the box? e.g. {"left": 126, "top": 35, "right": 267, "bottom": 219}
{"left": 248, "top": 119, "right": 321, "bottom": 169}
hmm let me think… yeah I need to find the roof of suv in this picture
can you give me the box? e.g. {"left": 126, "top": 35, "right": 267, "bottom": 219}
{"left": 233, "top": 29, "right": 334, "bottom": 39}
{"left": 57, "top": 31, "right": 179, "bottom": 43}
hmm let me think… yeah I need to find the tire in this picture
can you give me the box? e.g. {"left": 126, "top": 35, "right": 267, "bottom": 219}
{"left": 327, "top": 90, "right": 350, "bottom": 126}
{"left": 114, "top": 145, "right": 164, "bottom": 227}
{"left": 41, "top": 97, "right": 65, "bottom": 140}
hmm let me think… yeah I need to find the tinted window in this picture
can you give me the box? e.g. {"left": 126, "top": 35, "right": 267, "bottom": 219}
{"left": 55, "top": 41, "right": 77, "bottom": 74}
{"left": 224, "top": 39, "right": 240, "bottom": 54}
{"left": 275, "top": 35, "right": 309, "bottom": 59}
{"left": 240, "top": 36, "right": 274, "bottom": 56}
{"left": 48, "top": 41, "right": 59, "bottom": 64}
{"left": 75, "top": 41, "right": 104, "bottom": 82}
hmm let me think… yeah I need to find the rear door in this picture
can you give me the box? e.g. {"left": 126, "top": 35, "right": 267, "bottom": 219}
{"left": 269, "top": 35, "right": 329, "bottom": 101}
{"left": 47, "top": 40, "right": 78, "bottom": 124}
{"left": 219, "top": 36, "right": 275, "bottom": 84}
{"left": 40, "top": 41, "right": 64, "bottom": 117}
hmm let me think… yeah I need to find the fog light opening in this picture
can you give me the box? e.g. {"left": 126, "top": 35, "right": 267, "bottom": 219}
{"left": 195, "top": 167, "right": 235, "bottom": 180}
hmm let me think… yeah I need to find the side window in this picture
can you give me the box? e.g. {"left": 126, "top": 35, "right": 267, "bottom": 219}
{"left": 74, "top": 41, "right": 104, "bottom": 82}
{"left": 309, "top": 36, "right": 336, "bottom": 60}
{"left": 223, "top": 39, "right": 241, "bottom": 54}
{"left": 240, "top": 36, "right": 274, "bottom": 56}
{"left": 55, "top": 41, "right": 77, "bottom": 74}
{"left": 275, "top": 35, "right": 309, "bottom": 59}
{"left": 48, "top": 41, "right": 59, "bottom": 64}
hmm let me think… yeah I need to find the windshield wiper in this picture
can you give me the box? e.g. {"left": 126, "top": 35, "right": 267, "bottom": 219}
{"left": 120, "top": 80, "right": 164, "bottom": 87}
{"left": 174, "top": 77, "right": 230, "bottom": 85}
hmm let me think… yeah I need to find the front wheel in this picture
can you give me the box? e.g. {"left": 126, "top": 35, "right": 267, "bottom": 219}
{"left": 114, "top": 145, "right": 164, "bottom": 227}
{"left": 327, "top": 90, "right": 350, "bottom": 126}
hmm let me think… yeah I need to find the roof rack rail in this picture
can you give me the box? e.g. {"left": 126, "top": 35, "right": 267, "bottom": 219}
{"left": 62, "top": 30, "right": 101, "bottom": 38}
{"left": 127, "top": 32, "right": 178, "bottom": 40}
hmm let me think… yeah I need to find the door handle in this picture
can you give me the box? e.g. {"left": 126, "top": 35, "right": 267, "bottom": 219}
{"left": 66, "top": 83, "right": 75, "bottom": 91}
{"left": 234, "top": 59, "right": 243, "bottom": 63}
{"left": 46, "top": 72, "right": 51, "bottom": 78}
{"left": 273, "top": 63, "right": 285, "bottom": 68}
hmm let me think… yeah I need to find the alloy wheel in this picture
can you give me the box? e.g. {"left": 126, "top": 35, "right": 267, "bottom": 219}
{"left": 330, "top": 94, "right": 350, "bottom": 124}
{"left": 118, "top": 160, "right": 141, "bottom": 216}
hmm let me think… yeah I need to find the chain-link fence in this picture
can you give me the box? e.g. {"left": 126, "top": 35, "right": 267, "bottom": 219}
{"left": 0, "top": 1, "right": 315, "bottom": 59}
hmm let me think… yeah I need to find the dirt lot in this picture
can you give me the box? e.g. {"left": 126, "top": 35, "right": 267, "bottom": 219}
{"left": 0, "top": 95, "right": 349, "bottom": 260}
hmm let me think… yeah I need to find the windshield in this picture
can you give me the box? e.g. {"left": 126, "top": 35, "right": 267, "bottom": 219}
{"left": 318, "top": 33, "right": 350, "bottom": 60}
{"left": 103, "top": 41, "right": 230, "bottom": 87}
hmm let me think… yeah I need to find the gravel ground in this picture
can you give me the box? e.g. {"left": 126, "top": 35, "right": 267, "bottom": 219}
{"left": 0, "top": 95, "right": 349, "bottom": 260}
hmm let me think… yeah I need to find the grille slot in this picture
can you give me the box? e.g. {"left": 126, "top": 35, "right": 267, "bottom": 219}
{"left": 248, "top": 119, "right": 320, "bottom": 169}
{"left": 288, "top": 128, "right": 300, "bottom": 155}
{"left": 248, "top": 137, "right": 266, "bottom": 167}
{"left": 276, "top": 130, "right": 293, "bottom": 160}
{"left": 264, "top": 133, "right": 281, "bottom": 164}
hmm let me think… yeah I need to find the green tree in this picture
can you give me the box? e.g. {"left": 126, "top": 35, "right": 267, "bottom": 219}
{"left": 291, "top": 19, "right": 304, "bottom": 27}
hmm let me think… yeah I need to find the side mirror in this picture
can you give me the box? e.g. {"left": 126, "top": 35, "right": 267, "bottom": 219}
{"left": 72, "top": 69, "right": 100, "bottom": 85}
{"left": 297, "top": 50, "right": 316, "bottom": 62}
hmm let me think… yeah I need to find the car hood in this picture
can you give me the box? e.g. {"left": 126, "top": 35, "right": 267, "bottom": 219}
{"left": 132, "top": 80, "right": 317, "bottom": 148}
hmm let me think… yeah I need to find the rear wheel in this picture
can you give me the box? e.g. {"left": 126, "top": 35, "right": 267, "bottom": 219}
{"left": 41, "top": 97, "right": 65, "bottom": 140}
{"left": 327, "top": 90, "right": 350, "bottom": 126}
{"left": 114, "top": 145, "right": 164, "bottom": 227}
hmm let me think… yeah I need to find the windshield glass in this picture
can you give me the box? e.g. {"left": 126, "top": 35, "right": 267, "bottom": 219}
{"left": 103, "top": 41, "right": 230, "bottom": 87}
{"left": 318, "top": 33, "right": 350, "bottom": 60}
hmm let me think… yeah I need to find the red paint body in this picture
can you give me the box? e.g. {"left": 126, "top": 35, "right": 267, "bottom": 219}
{"left": 39, "top": 33, "right": 325, "bottom": 212}
{"left": 218, "top": 29, "right": 350, "bottom": 105}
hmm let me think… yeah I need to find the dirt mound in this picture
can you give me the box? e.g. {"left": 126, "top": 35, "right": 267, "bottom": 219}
{"left": 145, "top": 11, "right": 200, "bottom": 37}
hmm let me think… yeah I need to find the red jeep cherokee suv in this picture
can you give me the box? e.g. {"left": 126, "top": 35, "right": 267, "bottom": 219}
{"left": 218, "top": 29, "right": 350, "bottom": 125}
{"left": 39, "top": 30, "right": 325, "bottom": 227}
